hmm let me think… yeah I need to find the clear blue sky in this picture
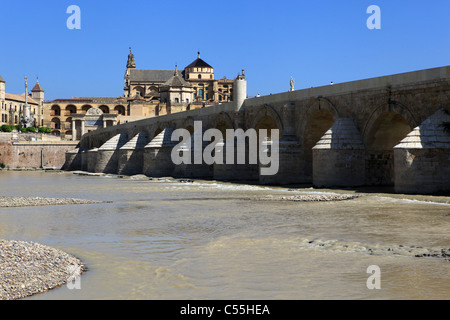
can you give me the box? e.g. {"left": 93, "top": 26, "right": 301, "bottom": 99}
{"left": 1, "top": 0, "right": 449, "bottom": 100}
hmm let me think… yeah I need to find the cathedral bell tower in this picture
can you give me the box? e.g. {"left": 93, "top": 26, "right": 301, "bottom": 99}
{"left": 124, "top": 48, "right": 136, "bottom": 97}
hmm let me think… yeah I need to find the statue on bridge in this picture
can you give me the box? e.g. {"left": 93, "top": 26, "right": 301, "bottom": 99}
{"left": 290, "top": 77, "right": 295, "bottom": 92}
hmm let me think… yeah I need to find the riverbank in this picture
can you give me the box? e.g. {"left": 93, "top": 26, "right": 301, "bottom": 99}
{"left": 0, "top": 239, "right": 86, "bottom": 300}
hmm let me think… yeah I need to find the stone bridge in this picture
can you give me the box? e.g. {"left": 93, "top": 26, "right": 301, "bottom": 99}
{"left": 64, "top": 66, "right": 450, "bottom": 194}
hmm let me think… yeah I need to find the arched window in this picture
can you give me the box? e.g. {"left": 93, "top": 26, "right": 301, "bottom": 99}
{"left": 134, "top": 86, "right": 144, "bottom": 97}
{"left": 198, "top": 74, "right": 201, "bottom": 79}
{"left": 65, "top": 117, "right": 72, "bottom": 130}
{"left": 81, "top": 105, "right": 92, "bottom": 114}
{"left": 51, "top": 105, "right": 61, "bottom": 116}
{"left": 114, "top": 105, "right": 126, "bottom": 116}
{"left": 51, "top": 117, "right": 61, "bottom": 130}
{"left": 99, "top": 105, "right": 110, "bottom": 114}
{"left": 65, "top": 105, "right": 77, "bottom": 116}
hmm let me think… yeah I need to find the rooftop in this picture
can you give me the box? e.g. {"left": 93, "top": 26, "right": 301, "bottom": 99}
{"left": 129, "top": 69, "right": 183, "bottom": 83}
{"left": 5, "top": 93, "right": 38, "bottom": 105}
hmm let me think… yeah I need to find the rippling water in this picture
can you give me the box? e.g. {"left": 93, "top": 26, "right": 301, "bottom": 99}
{"left": 0, "top": 171, "right": 449, "bottom": 300}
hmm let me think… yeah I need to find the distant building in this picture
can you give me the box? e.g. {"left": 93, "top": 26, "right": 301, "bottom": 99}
{"left": 42, "top": 49, "right": 245, "bottom": 140}
{"left": 0, "top": 75, "right": 44, "bottom": 128}
{"left": 124, "top": 50, "right": 237, "bottom": 105}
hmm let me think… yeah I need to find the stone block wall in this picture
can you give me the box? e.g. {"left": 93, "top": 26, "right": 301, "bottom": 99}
{"left": 313, "top": 149, "right": 366, "bottom": 187}
{"left": 394, "top": 148, "right": 450, "bottom": 194}
{"left": 0, "top": 142, "right": 78, "bottom": 169}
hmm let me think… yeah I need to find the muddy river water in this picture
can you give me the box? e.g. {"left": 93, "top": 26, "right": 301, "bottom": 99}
{"left": 0, "top": 171, "right": 449, "bottom": 300}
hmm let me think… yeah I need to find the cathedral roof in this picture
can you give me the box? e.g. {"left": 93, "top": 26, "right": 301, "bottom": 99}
{"left": 129, "top": 69, "right": 183, "bottom": 83}
{"left": 161, "top": 72, "right": 192, "bottom": 88}
{"left": 185, "top": 52, "right": 213, "bottom": 69}
{"left": 185, "top": 58, "right": 213, "bottom": 69}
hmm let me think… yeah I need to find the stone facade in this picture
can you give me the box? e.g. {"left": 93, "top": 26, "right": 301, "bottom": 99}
{"left": 43, "top": 97, "right": 127, "bottom": 140}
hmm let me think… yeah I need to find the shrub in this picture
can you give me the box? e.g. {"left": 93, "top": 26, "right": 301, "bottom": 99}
{"left": 27, "top": 127, "right": 37, "bottom": 133}
{"left": 1, "top": 125, "right": 13, "bottom": 132}
{"left": 38, "top": 127, "right": 52, "bottom": 134}
{"left": 20, "top": 127, "right": 27, "bottom": 133}
{"left": 0, "top": 162, "right": 5, "bottom": 169}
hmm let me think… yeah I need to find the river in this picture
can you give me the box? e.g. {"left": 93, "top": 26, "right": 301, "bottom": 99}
{"left": 0, "top": 170, "right": 449, "bottom": 300}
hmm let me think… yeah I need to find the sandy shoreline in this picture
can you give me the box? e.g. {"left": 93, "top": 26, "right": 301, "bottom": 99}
{"left": 0, "top": 239, "right": 86, "bottom": 300}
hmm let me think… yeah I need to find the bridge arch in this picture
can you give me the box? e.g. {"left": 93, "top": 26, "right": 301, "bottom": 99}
{"left": 249, "top": 104, "right": 284, "bottom": 134}
{"left": 182, "top": 116, "right": 195, "bottom": 134}
{"left": 362, "top": 101, "right": 417, "bottom": 145}
{"left": 298, "top": 98, "right": 340, "bottom": 181}
{"left": 210, "top": 112, "right": 235, "bottom": 140}
{"left": 363, "top": 102, "right": 417, "bottom": 185}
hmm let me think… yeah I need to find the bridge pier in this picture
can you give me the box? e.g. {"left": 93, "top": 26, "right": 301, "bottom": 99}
{"left": 94, "top": 133, "right": 128, "bottom": 174}
{"left": 86, "top": 148, "right": 98, "bottom": 172}
{"left": 172, "top": 130, "right": 214, "bottom": 179}
{"left": 117, "top": 132, "right": 148, "bottom": 176}
{"left": 213, "top": 140, "right": 259, "bottom": 182}
{"left": 394, "top": 109, "right": 450, "bottom": 194}
{"left": 259, "top": 133, "right": 305, "bottom": 185}
{"left": 143, "top": 128, "right": 177, "bottom": 177}
{"left": 312, "top": 118, "right": 366, "bottom": 187}
{"left": 63, "top": 147, "right": 86, "bottom": 171}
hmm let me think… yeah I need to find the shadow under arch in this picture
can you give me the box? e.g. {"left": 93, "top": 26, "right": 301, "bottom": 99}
{"left": 362, "top": 101, "right": 418, "bottom": 145}
{"left": 298, "top": 98, "right": 340, "bottom": 182}
{"left": 362, "top": 101, "right": 417, "bottom": 186}
{"left": 249, "top": 104, "right": 284, "bottom": 134}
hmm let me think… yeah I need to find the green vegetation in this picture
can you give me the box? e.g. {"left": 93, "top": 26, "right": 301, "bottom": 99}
{"left": 0, "top": 162, "right": 5, "bottom": 169}
{"left": 1, "top": 125, "right": 13, "bottom": 132}
{"left": 38, "top": 127, "right": 52, "bottom": 133}
{"left": 0, "top": 125, "right": 51, "bottom": 133}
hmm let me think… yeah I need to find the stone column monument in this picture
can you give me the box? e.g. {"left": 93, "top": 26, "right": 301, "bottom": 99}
{"left": 20, "top": 77, "right": 34, "bottom": 128}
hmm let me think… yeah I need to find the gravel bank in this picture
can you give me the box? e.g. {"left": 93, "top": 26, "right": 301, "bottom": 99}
{"left": 258, "top": 194, "right": 360, "bottom": 202}
{"left": 0, "top": 239, "right": 86, "bottom": 300}
{"left": 0, "top": 196, "right": 105, "bottom": 208}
